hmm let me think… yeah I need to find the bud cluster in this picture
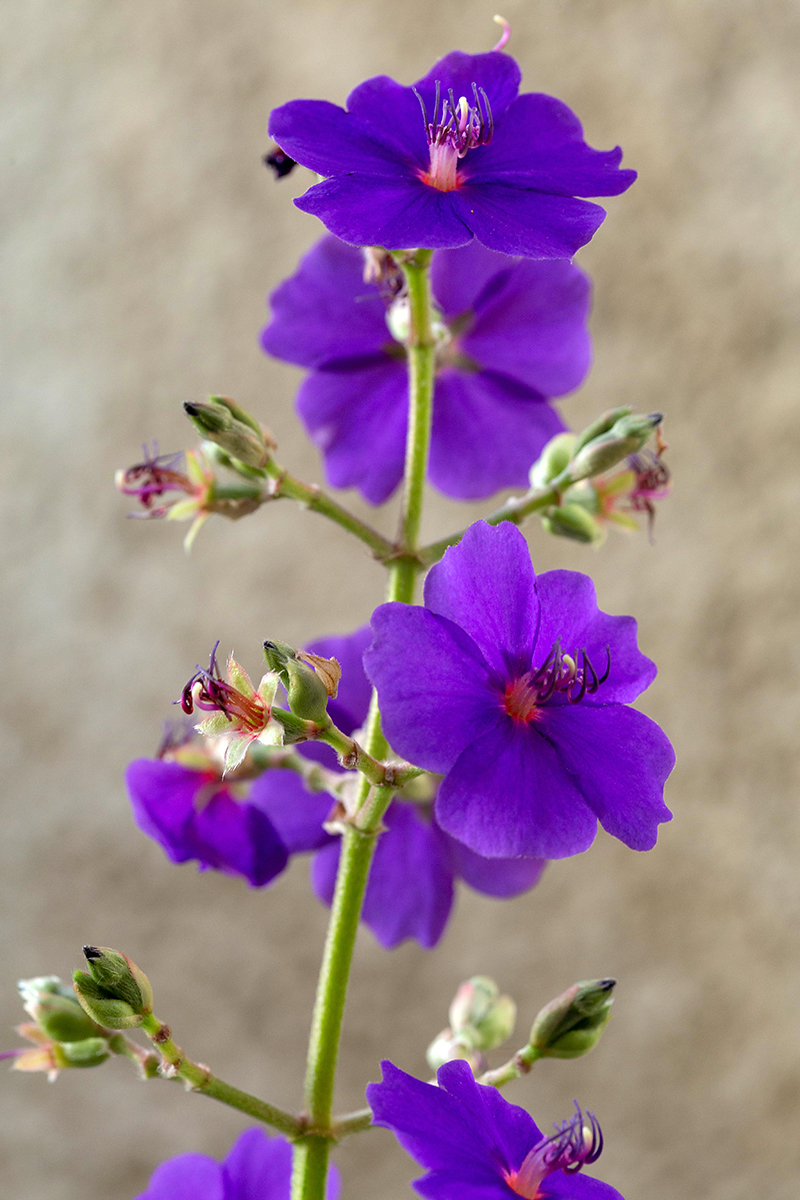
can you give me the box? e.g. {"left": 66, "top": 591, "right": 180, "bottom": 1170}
{"left": 427, "top": 976, "right": 516, "bottom": 1073}
{"left": 530, "top": 410, "right": 669, "bottom": 546}
{"left": 3, "top": 976, "right": 111, "bottom": 1080}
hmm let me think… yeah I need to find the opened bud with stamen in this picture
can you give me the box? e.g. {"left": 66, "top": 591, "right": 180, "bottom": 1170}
{"left": 180, "top": 642, "right": 282, "bottom": 773}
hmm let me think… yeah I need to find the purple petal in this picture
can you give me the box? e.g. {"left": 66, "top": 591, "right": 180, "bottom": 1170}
{"left": 135, "top": 1154, "right": 223, "bottom": 1200}
{"left": 365, "top": 604, "right": 496, "bottom": 774}
{"left": 222, "top": 1130, "right": 292, "bottom": 1200}
{"left": 423, "top": 522, "right": 538, "bottom": 679}
{"left": 248, "top": 770, "right": 334, "bottom": 854}
{"left": 541, "top": 704, "right": 674, "bottom": 851}
{"left": 305, "top": 626, "right": 373, "bottom": 734}
{"left": 191, "top": 792, "right": 289, "bottom": 887}
{"left": 262, "top": 237, "right": 388, "bottom": 368}
{"left": 445, "top": 831, "right": 546, "bottom": 898}
{"left": 367, "top": 1061, "right": 500, "bottom": 1173}
{"left": 312, "top": 803, "right": 455, "bottom": 948}
{"left": 413, "top": 1173, "right": 513, "bottom": 1200}
{"left": 429, "top": 370, "right": 566, "bottom": 499}
{"left": 296, "top": 360, "right": 407, "bottom": 504}
{"left": 345, "top": 75, "right": 429, "bottom": 167}
{"left": 541, "top": 1172, "right": 625, "bottom": 1199}
{"left": 413, "top": 51, "right": 521, "bottom": 120}
{"left": 463, "top": 259, "right": 591, "bottom": 395}
{"left": 269, "top": 99, "right": 411, "bottom": 178}
{"left": 125, "top": 759, "right": 202, "bottom": 864}
{"left": 452, "top": 184, "right": 607, "bottom": 259}
{"left": 436, "top": 1060, "right": 540, "bottom": 1172}
{"left": 532, "top": 572, "right": 656, "bottom": 704}
{"left": 294, "top": 175, "right": 472, "bottom": 251}
{"left": 436, "top": 718, "right": 598, "bottom": 859}
{"left": 463, "top": 94, "right": 636, "bottom": 196}
{"left": 431, "top": 242, "right": 518, "bottom": 318}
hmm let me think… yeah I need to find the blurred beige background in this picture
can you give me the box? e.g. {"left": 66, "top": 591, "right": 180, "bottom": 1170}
{"left": 2, "top": 1, "right": 799, "bottom": 1196}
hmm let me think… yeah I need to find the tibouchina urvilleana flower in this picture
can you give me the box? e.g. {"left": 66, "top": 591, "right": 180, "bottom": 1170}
{"left": 269, "top": 49, "right": 635, "bottom": 257}
{"left": 365, "top": 520, "right": 674, "bottom": 860}
{"left": 261, "top": 237, "right": 590, "bottom": 503}
{"left": 367, "top": 1059, "right": 623, "bottom": 1200}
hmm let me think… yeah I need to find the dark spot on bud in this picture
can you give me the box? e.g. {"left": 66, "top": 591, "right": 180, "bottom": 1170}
{"left": 83, "top": 946, "right": 102, "bottom": 961}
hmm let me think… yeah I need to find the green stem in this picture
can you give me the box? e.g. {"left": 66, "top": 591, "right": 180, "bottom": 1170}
{"left": 330, "top": 1107, "right": 374, "bottom": 1140}
{"left": 261, "top": 457, "right": 398, "bottom": 562}
{"left": 291, "top": 250, "right": 436, "bottom": 1200}
{"left": 476, "top": 1043, "right": 542, "bottom": 1089}
{"left": 139, "top": 1013, "right": 303, "bottom": 1138}
{"left": 419, "top": 469, "right": 572, "bottom": 567}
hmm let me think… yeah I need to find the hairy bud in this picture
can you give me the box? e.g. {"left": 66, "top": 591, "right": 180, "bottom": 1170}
{"left": 73, "top": 947, "right": 153, "bottom": 1030}
{"left": 529, "top": 978, "right": 615, "bottom": 1059}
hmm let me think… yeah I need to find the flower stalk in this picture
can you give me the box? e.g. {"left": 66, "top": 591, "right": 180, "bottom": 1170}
{"left": 291, "top": 251, "right": 437, "bottom": 1200}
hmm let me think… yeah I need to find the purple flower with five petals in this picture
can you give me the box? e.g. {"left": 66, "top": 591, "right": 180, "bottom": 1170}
{"left": 269, "top": 49, "right": 635, "bottom": 257}
{"left": 261, "top": 237, "right": 590, "bottom": 502}
{"left": 367, "top": 1059, "right": 623, "bottom": 1200}
{"left": 252, "top": 627, "right": 545, "bottom": 949}
{"left": 365, "top": 521, "right": 674, "bottom": 860}
{"left": 134, "top": 1127, "right": 339, "bottom": 1200}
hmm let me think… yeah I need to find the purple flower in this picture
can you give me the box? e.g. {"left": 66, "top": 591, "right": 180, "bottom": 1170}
{"left": 134, "top": 1127, "right": 339, "bottom": 1200}
{"left": 367, "top": 1059, "right": 623, "bottom": 1200}
{"left": 364, "top": 521, "right": 674, "bottom": 860}
{"left": 269, "top": 50, "right": 635, "bottom": 258}
{"left": 125, "top": 626, "right": 544, "bottom": 948}
{"left": 254, "top": 627, "right": 545, "bottom": 949}
{"left": 261, "top": 237, "right": 590, "bottom": 502}
{"left": 125, "top": 756, "right": 289, "bottom": 887}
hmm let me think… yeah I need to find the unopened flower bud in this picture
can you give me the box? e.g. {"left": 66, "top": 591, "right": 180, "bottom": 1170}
{"left": 18, "top": 976, "right": 101, "bottom": 1043}
{"left": 183, "top": 397, "right": 273, "bottom": 469}
{"left": 529, "top": 433, "right": 576, "bottom": 490}
{"left": 73, "top": 947, "right": 153, "bottom": 1030}
{"left": 570, "top": 407, "right": 632, "bottom": 458}
{"left": 569, "top": 413, "right": 663, "bottom": 482}
{"left": 263, "top": 641, "right": 341, "bottom": 726}
{"left": 529, "top": 978, "right": 615, "bottom": 1059}
{"left": 57, "top": 1037, "right": 111, "bottom": 1069}
{"left": 541, "top": 503, "right": 604, "bottom": 546}
{"left": 426, "top": 1029, "right": 482, "bottom": 1074}
{"left": 448, "top": 976, "right": 517, "bottom": 1050}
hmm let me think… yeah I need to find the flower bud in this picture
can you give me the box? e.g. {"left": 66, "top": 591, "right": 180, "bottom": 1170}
{"left": 263, "top": 641, "right": 341, "bottom": 726}
{"left": 18, "top": 976, "right": 101, "bottom": 1043}
{"left": 570, "top": 407, "right": 632, "bottom": 458}
{"left": 528, "top": 978, "right": 615, "bottom": 1059}
{"left": 57, "top": 1037, "right": 111, "bottom": 1069}
{"left": 183, "top": 397, "right": 273, "bottom": 469}
{"left": 72, "top": 947, "right": 153, "bottom": 1030}
{"left": 448, "top": 976, "right": 517, "bottom": 1050}
{"left": 541, "top": 503, "right": 604, "bottom": 546}
{"left": 569, "top": 413, "right": 663, "bottom": 482}
{"left": 529, "top": 433, "right": 576, "bottom": 490}
{"left": 426, "top": 1029, "right": 482, "bottom": 1074}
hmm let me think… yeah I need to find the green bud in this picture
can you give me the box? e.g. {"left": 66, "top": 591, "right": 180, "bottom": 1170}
{"left": 18, "top": 976, "right": 101, "bottom": 1043}
{"left": 529, "top": 978, "right": 615, "bottom": 1059}
{"left": 541, "top": 503, "right": 604, "bottom": 546}
{"left": 529, "top": 433, "right": 576, "bottom": 490}
{"left": 269, "top": 706, "right": 315, "bottom": 745}
{"left": 57, "top": 1037, "right": 111, "bottom": 1069}
{"left": 571, "top": 407, "right": 632, "bottom": 458}
{"left": 284, "top": 658, "right": 331, "bottom": 725}
{"left": 569, "top": 413, "right": 663, "bottom": 482}
{"left": 448, "top": 976, "right": 517, "bottom": 1050}
{"left": 184, "top": 398, "right": 272, "bottom": 469}
{"left": 72, "top": 947, "right": 153, "bottom": 1030}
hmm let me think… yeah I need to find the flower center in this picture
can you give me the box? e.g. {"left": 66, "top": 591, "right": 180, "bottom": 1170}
{"left": 180, "top": 642, "right": 266, "bottom": 731}
{"left": 413, "top": 80, "right": 493, "bottom": 191}
{"left": 504, "top": 1107, "right": 603, "bottom": 1199}
{"left": 503, "top": 641, "right": 611, "bottom": 723}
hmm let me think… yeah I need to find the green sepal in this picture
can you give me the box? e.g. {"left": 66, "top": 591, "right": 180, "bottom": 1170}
{"left": 58, "top": 1037, "right": 111, "bottom": 1068}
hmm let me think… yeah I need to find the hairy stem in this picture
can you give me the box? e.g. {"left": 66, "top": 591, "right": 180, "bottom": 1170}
{"left": 261, "top": 457, "right": 398, "bottom": 562}
{"left": 138, "top": 1013, "right": 303, "bottom": 1138}
{"left": 291, "top": 250, "right": 436, "bottom": 1200}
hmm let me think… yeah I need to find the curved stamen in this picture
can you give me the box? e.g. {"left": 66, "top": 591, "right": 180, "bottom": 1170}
{"left": 504, "top": 643, "right": 612, "bottom": 722}
{"left": 506, "top": 1106, "right": 603, "bottom": 1198}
